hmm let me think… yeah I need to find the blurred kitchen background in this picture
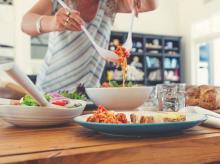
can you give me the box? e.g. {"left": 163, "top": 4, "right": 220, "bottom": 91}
{"left": 0, "top": 0, "right": 220, "bottom": 86}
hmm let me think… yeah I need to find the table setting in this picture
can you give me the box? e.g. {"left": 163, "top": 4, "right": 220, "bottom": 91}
{"left": 0, "top": 1, "right": 220, "bottom": 162}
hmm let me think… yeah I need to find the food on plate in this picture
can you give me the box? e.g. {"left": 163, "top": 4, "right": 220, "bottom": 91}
{"left": 20, "top": 91, "right": 83, "bottom": 108}
{"left": 59, "top": 84, "right": 87, "bottom": 100}
{"left": 130, "top": 112, "right": 186, "bottom": 124}
{"left": 87, "top": 106, "right": 186, "bottom": 124}
{"left": 18, "top": 84, "right": 86, "bottom": 108}
{"left": 20, "top": 94, "right": 82, "bottom": 108}
{"left": 101, "top": 81, "right": 133, "bottom": 88}
{"left": 114, "top": 46, "right": 129, "bottom": 87}
{"left": 186, "top": 85, "right": 217, "bottom": 110}
{"left": 87, "top": 106, "right": 128, "bottom": 124}
{"left": 161, "top": 112, "right": 186, "bottom": 122}
{"left": 20, "top": 94, "right": 52, "bottom": 106}
{"left": 130, "top": 113, "right": 154, "bottom": 123}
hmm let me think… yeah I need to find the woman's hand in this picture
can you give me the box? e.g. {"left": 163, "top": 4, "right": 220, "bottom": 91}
{"left": 116, "top": 0, "right": 156, "bottom": 15}
{"left": 132, "top": 0, "right": 141, "bottom": 17}
{"left": 52, "top": 7, "right": 85, "bottom": 32}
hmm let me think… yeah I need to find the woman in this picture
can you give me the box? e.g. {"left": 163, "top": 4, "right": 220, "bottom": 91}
{"left": 22, "top": 0, "right": 156, "bottom": 93}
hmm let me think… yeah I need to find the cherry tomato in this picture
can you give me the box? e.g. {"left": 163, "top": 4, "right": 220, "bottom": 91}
{"left": 102, "top": 82, "right": 110, "bottom": 88}
{"left": 52, "top": 100, "right": 68, "bottom": 106}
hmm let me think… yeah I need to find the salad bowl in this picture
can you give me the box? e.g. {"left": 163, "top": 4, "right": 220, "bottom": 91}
{"left": 86, "top": 86, "right": 153, "bottom": 111}
{"left": 0, "top": 100, "right": 86, "bottom": 127}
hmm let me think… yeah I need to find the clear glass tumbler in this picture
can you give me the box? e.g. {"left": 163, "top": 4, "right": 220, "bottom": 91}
{"left": 156, "top": 84, "right": 186, "bottom": 112}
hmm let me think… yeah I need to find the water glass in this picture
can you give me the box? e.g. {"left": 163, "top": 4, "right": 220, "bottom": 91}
{"left": 156, "top": 84, "right": 186, "bottom": 112}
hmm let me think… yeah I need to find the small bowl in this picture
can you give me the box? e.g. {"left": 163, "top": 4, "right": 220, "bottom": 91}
{"left": 0, "top": 100, "right": 86, "bottom": 127}
{"left": 86, "top": 87, "right": 153, "bottom": 111}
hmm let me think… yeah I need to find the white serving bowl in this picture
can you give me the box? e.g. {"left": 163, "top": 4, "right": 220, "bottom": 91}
{"left": 86, "top": 87, "right": 153, "bottom": 111}
{"left": 0, "top": 100, "right": 86, "bottom": 127}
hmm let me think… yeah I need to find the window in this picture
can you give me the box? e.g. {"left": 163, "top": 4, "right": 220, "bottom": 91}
{"left": 213, "top": 39, "right": 220, "bottom": 85}
{"left": 196, "top": 43, "right": 211, "bottom": 85}
{"left": 191, "top": 14, "right": 220, "bottom": 85}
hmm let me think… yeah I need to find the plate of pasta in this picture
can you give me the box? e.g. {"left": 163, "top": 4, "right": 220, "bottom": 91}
{"left": 74, "top": 106, "right": 207, "bottom": 136}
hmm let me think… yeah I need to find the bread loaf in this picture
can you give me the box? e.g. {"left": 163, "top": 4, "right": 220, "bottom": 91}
{"left": 216, "top": 87, "right": 220, "bottom": 109}
{"left": 186, "top": 86, "right": 200, "bottom": 106}
{"left": 186, "top": 85, "right": 218, "bottom": 110}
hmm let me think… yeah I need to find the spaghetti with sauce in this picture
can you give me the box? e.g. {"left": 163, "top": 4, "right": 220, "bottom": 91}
{"left": 87, "top": 106, "right": 128, "bottom": 124}
{"left": 114, "top": 46, "right": 129, "bottom": 87}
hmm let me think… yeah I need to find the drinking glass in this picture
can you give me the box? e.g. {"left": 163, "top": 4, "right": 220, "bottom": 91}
{"left": 156, "top": 83, "right": 186, "bottom": 112}
{"left": 139, "top": 86, "right": 159, "bottom": 111}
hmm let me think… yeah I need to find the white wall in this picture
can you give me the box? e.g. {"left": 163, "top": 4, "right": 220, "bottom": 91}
{"left": 177, "top": 0, "right": 220, "bottom": 84}
{"left": 14, "top": 0, "right": 36, "bottom": 74}
{"left": 113, "top": 0, "right": 179, "bottom": 36}
{"left": 0, "top": 1, "right": 36, "bottom": 82}
{"left": 0, "top": 5, "right": 15, "bottom": 46}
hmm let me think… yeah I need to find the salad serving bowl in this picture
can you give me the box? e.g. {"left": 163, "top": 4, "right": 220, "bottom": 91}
{"left": 86, "top": 87, "right": 153, "bottom": 111}
{"left": 0, "top": 100, "right": 86, "bottom": 127}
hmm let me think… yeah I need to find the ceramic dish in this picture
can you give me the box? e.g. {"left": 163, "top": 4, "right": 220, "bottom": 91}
{"left": 86, "top": 87, "right": 153, "bottom": 111}
{"left": 0, "top": 100, "right": 86, "bottom": 127}
{"left": 74, "top": 111, "right": 207, "bottom": 136}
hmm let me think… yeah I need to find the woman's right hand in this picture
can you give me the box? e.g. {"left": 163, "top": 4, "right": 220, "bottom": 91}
{"left": 52, "top": 7, "right": 85, "bottom": 32}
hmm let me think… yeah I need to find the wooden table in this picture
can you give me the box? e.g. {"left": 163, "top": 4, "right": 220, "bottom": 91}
{"left": 1, "top": 120, "right": 220, "bottom": 164}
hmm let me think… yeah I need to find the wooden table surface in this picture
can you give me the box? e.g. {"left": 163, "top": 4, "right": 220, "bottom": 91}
{"left": 1, "top": 119, "right": 220, "bottom": 164}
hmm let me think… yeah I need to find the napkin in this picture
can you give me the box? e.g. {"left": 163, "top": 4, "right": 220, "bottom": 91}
{"left": 180, "top": 106, "right": 220, "bottom": 128}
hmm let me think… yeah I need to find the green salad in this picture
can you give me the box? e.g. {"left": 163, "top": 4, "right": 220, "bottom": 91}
{"left": 20, "top": 84, "right": 86, "bottom": 107}
{"left": 59, "top": 84, "right": 87, "bottom": 100}
{"left": 21, "top": 95, "right": 53, "bottom": 106}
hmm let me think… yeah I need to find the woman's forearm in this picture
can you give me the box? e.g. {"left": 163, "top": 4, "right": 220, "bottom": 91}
{"left": 21, "top": 13, "right": 55, "bottom": 36}
{"left": 21, "top": 0, "right": 54, "bottom": 36}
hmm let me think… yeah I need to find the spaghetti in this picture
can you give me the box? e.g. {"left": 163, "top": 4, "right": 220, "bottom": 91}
{"left": 114, "top": 46, "right": 129, "bottom": 87}
{"left": 87, "top": 106, "right": 128, "bottom": 124}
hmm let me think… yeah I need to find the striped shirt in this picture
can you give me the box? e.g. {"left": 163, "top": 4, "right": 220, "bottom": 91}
{"left": 36, "top": 0, "right": 116, "bottom": 93}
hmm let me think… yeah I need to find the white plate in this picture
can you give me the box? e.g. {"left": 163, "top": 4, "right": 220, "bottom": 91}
{"left": 0, "top": 100, "right": 86, "bottom": 127}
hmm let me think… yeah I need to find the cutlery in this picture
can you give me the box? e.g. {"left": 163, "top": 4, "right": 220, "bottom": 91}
{"left": 0, "top": 63, "right": 49, "bottom": 106}
{"left": 56, "top": 0, "right": 119, "bottom": 62}
{"left": 123, "top": 9, "right": 135, "bottom": 53}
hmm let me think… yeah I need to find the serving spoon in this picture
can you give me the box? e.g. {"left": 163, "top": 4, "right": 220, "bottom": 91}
{"left": 0, "top": 63, "right": 49, "bottom": 107}
{"left": 56, "top": 0, "right": 119, "bottom": 62}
